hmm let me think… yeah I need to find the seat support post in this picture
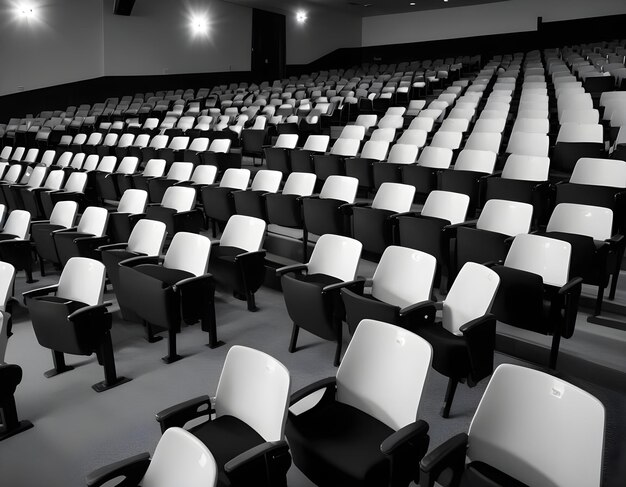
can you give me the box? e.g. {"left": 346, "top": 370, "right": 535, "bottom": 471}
{"left": 289, "top": 324, "right": 300, "bottom": 353}
{"left": 549, "top": 333, "right": 561, "bottom": 370}
{"left": 441, "top": 378, "right": 458, "bottom": 418}
{"left": 92, "top": 332, "right": 131, "bottom": 392}
{"left": 162, "top": 329, "right": 182, "bottom": 364}
{"left": 44, "top": 350, "right": 74, "bottom": 378}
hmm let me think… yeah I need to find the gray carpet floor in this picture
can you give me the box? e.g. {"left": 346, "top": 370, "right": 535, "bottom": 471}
{"left": 1, "top": 255, "right": 625, "bottom": 486}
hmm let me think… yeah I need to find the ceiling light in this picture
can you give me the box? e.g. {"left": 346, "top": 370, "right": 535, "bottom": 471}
{"left": 190, "top": 13, "right": 208, "bottom": 37}
{"left": 296, "top": 11, "right": 307, "bottom": 23}
{"left": 410, "top": 2, "right": 415, "bottom": 5}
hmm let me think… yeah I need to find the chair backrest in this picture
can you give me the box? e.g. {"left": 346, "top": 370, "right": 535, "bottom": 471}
{"left": 49, "top": 201, "right": 78, "bottom": 228}
{"left": 477, "top": 199, "right": 533, "bottom": 236}
{"left": 161, "top": 186, "right": 195, "bottom": 212}
{"left": 282, "top": 172, "right": 317, "bottom": 196}
{"left": 82, "top": 154, "right": 99, "bottom": 172}
{"left": 454, "top": 149, "right": 496, "bottom": 174}
{"left": 220, "top": 215, "right": 266, "bottom": 252}
{"left": 501, "top": 154, "right": 550, "bottom": 181}
{"left": 360, "top": 140, "right": 389, "bottom": 161}
{"left": 188, "top": 137, "right": 210, "bottom": 152}
{"left": 505, "top": 234, "right": 571, "bottom": 287}
{"left": 117, "top": 189, "right": 148, "bottom": 214}
{"left": 371, "top": 182, "right": 415, "bottom": 213}
{"left": 417, "top": 146, "right": 453, "bottom": 169}
{"left": 506, "top": 132, "right": 549, "bottom": 157}
{"left": 274, "top": 134, "right": 298, "bottom": 149}
{"left": 215, "top": 346, "right": 290, "bottom": 442}
{"left": 3, "top": 165, "right": 22, "bottom": 183}
{"left": 330, "top": 138, "right": 360, "bottom": 157}
{"left": 142, "top": 159, "right": 166, "bottom": 177}
{"left": 443, "top": 262, "right": 500, "bottom": 335}
{"left": 166, "top": 162, "right": 194, "bottom": 182}
{"left": 556, "top": 123, "right": 603, "bottom": 143}
{"left": 569, "top": 158, "right": 626, "bottom": 188}
{"left": 208, "top": 139, "right": 231, "bottom": 153}
{"left": 142, "top": 427, "right": 218, "bottom": 487}
{"left": 40, "top": 150, "right": 57, "bottom": 167}
{"left": 0, "top": 310, "right": 9, "bottom": 365}
{"left": 302, "top": 134, "right": 330, "bottom": 152}
{"left": 163, "top": 232, "right": 211, "bottom": 276}
{"left": 190, "top": 165, "right": 217, "bottom": 185}
{"left": 307, "top": 234, "right": 362, "bottom": 281}
{"left": 250, "top": 170, "right": 282, "bottom": 193}
{"left": 168, "top": 136, "right": 190, "bottom": 151}
{"left": 64, "top": 171, "right": 88, "bottom": 193}
{"left": 319, "top": 175, "right": 358, "bottom": 203}
{"left": 218, "top": 168, "right": 250, "bottom": 190}
{"left": 149, "top": 135, "right": 168, "bottom": 149}
{"left": 0, "top": 261, "right": 15, "bottom": 312}
{"left": 127, "top": 219, "right": 167, "bottom": 256}
{"left": 339, "top": 124, "right": 366, "bottom": 140}
{"left": 57, "top": 257, "right": 105, "bottom": 305}
{"left": 96, "top": 155, "right": 117, "bottom": 173}
{"left": 76, "top": 206, "right": 108, "bottom": 237}
{"left": 336, "top": 319, "right": 432, "bottom": 430}
{"left": 2, "top": 210, "right": 30, "bottom": 239}
{"left": 26, "top": 165, "right": 47, "bottom": 189}
{"left": 371, "top": 246, "right": 436, "bottom": 308}
{"left": 547, "top": 203, "right": 613, "bottom": 241}
{"left": 43, "top": 170, "right": 65, "bottom": 190}
{"left": 116, "top": 156, "right": 140, "bottom": 175}
{"left": 422, "top": 190, "right": 469, "bottom": 224}
{"left": 387, "top": 143, "right": 419, "bottom": 164}
{"left": 468, "top": 363, "right": 604, "bottom": 487}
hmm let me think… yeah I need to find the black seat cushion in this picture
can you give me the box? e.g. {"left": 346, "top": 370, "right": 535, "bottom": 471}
{"left": 286, "top": 398, "right": 396, "bottom": 487}
{"left": 460, "top": 461, "right": 529, "bottom": 487}
{"left": 190, "top": 414, "right": 264, "bottom": 487}
{"left": 414, "top": 322, "right": 470, "bottom": 379}
{"left": 210, "top": 245, "right": 244, "bottom": 291}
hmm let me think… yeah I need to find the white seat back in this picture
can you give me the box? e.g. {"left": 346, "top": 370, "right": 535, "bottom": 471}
{"left": 215, "top": 346, "right": 290, "bottom": 442}
{"left": 302, "top": 135, "right": 330, "bottom": 152}
{"left": 0, "top": 262, "right": 15, "bottom": 312}
{"left": 454, "top": 149, "right": 496, "bottom": 174}
{"left": 142, "top": 159, "right": 166, "bottom": 177}
{"left": 250, "top": 170, "right": 282, "bottom": 192}
{"left": 282, "top": 172, "right": 317, "bottom": 196}
{"left": 43, "top": 170, "right": 65, "bottom": 190}
{"left": 163, "top": 232, "right": 211, "bottom": 276}
{"left": 188, "top": 137, "right": 210, "bottom": 152}
{"left": 76, "top": 207, "right": 108, "bottom": 237}
{"left": 274, "top": 134, "right": 298, "bottom": 149}
{"left": 220, "top": 215, "right": 266, "bottom": 252}
{"left": 501, "top": 155, "right": 550, "bottom": 181}
{"left": 421, "top": 190, "right": 469, "bottom": 224}
{"left": 443, "top": 262, "right": 500, "bottom": 335}
{"left": 127, "top": 219, "right": 167, "bottom": 256}
{"left": 339, "top": 125, "right": 366, "bottom": 140}
{"left": 118, "top": 189, "right": 148, "bottom": 214}
{"left": 569, "top": 158, "right": 626, "bottom": 188}
{"left": 219, "top": 168, "right": 250, "bottom": 189}
{"left": 161, "top": 186, "right": 195, "bottom": 212}
{"left": 57, "top": 257, "right": 105, "bottom": 305}
{"left": 190, "top": 165, "right": 217, "bottom": 185}
{"left": 49, "top": 201, "right": 78, "bottom": 228}
{"left": 371, "top": 183, "right": 415, "bottom": 213}
{"left": 142, "top": 427, "right": 218, "bottom": 487}
{"left": 307, "top": 234, "right": 362, "bottom": 281}
{"left": 417, "top": 146, "right": 453, "bottom": 169}
{"left": 505, "top": 234, "right": 571, "bottom": 287}
{"left": 2, "top": 210, "right": 30, "bottom": 239}
{"left": 208, "top": 139, "right": 231, "bottom": 153}
{"left": 330, "top": 138, "right": 360, "bottom": 157}
{"left": 336, "top": 319, "right": 432, "bottom": 430}
{"left": 166, "top": 162, "right": 194, "bottom": 182}
{"left": 319, "top": 175, "right": 358, "bottom": 203}
{"left": 360, "top": 140, "right": 389, "bottom": 161}
{"left": 96, "top": 155, "right": 117, "bottom": 173}
{"left": 477, "top": 199, "right": 533, "bottom": 236}
{"left": 387, "top": 144, "right": 419, "bottom": 164}
{"left": 116, "top": 156, "right": 139, "bottom": 175}
{"left": 64, "top": 172, "right": 88, "bottom": 193}
{"left": 468, "top": 364, "right": 604, "bottom": 487}
{"left": 547, "top": 203, "right": 613, "bottom": 241}
{"left": 506, "top": 132, "right": 549, "bottom": 157}
{"left": 371, "top": 246, "right": 436, "bottom": 308}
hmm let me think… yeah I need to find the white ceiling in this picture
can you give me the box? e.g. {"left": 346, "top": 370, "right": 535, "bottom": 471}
{"left": 222, "top": 0, "right": 509, "bottom": 18}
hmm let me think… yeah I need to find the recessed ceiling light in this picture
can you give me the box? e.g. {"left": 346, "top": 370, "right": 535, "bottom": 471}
{"left": 410, "top": 2, "right": 416, "bottom": 5}
{"left": 296, "top": 11, "right": 307, "bottom": 23}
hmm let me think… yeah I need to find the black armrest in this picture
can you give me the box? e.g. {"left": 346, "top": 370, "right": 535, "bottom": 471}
{"left": 85, "top": 453, "right": 151, "bottom": 487}
{"left": 52, "top": 226, "right": 78, "bottom": 234}
{"left": 380, "top": 419, "right": 429, "bottom": 455}
{"left": 224, "top": 440, "right": 290, "bottom": 474}
{"left": 607, "top": 233, "right": 624, "bottom": 249}
{"left": 558, "top": 276, "right": 583, "bottom": 295}
{"left": 322, "top": 277, "right": 366, "bottom": 293}
{"left": 97, "top": 242, "right": 129, "bottom": 251}
{"left": 276, "top": 263, "right": 307, "bottom": 276}
{"left": 233, "top": 249, "right": 266, "bottom": 262}
{"left": 73, "top": 235, "right": 109, "bottom": 246}
{"left": 155, "top": 395, "right": 213, "bottom": 433}
{"left": 290, "top": 377, "right": 336, "bottom": 405}
{"left": 118, "top": 255, "right": 160, "bottom": 268}
{"left": 67, "top": 302, "right": 112, "bottom": 322}
{"left": 460, "top": 313, "right": 497, "bottom": 382}
{"left": 399, "top": 300, "right": 436, "bottom": 319}
{"left": 23, "top": 285, "right": 59, "bottom": 303}
{"left": 389, "top": 211, "right": 420, "bottom": 220}
{"left": 420, "top": 433, "right": 469, "bottom": 487}
{"left": 30, "top": 219, "right": 51, "bottom": 226}
{"left": 173, "top": 273, "right": 215, "bottom": 292}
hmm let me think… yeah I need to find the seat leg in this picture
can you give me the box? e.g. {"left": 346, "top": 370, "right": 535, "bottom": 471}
{"left": 440, "top": 378, "right": 458, "bottom": 418}
{"left": 246, "top": 291, "right": 258, "bottom": 312}
{"left": 549, "top": 333, "right": 561, "bottom": 370}
{"left": 44, "top": 350, "right": 74, "bottom": 378}
{"left": 162, "top": 328, "right": 182, "bottom": 364}
{"left": 39, "top": 257, "right": 46, "bottom": 277}
{"left": 0, "top": 396, "right": 34, "bottom": 441}
{"left": 609, "top": 268, "right": 620, "bottom": 300}
{"left": 211, "top": 219, "right": 217, "bottom": 238}
{"left": 593, "top": 284, "right": 606, "bottom": 317}
{"left": 92, "top": 331, "right": 131, "bottom": 392}
{"left": 202, "top": 303, "right": 223, "bottom": 349}
{"left": 302, "top": 228, "right": 308, "bottom": 262}
{"left": 288, "top": 324, "right": 299, "bottom": 353}
{"left": 144, "top": 321, "right": 163, "bottom": 343}
{"left": 333, "top": 320, "right": 343, "bottom": 367}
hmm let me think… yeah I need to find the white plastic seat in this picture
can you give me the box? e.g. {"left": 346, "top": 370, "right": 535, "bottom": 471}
{"left": 464, "top": 132, "right": 502, "bottom": 153}
{"left": 302, "top": 134, "right": 330, "bottom": 152}
{"left": 396, "top": 129, "right": 427, "bottom": 148}
{"left": 501, "top": 154, "right": 550, "bottom": 181}
{"left": 453, "top": 149, "right": 497, "bottom": 174}
{"left": 430, "top": 131, "right": 462, "bottom": 150}
{"left": 339, "top": 125, "right": 366, "bottom": 140}
{"left": 417, "top": 146, "right": 453, "bottom": 169}
{"left": 506, "top": 132, "right": 549, "bottom": 157}
{"left": 477, "top": 199, "right": 534, "bottom": 236}
{"left": 422, "top": 190, "right": 470, "bottom": 224}
{"left": 569, "top": 158, "right": 626, "bottom": 188}
{"left": 160, "top": 186, "right": 196, "bottom": 212}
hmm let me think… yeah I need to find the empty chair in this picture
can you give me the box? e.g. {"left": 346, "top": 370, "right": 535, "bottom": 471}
{"left": 119, "top": 232, "right": 218, "bottom": 360}
{"left": 147, "top": 162, "right": 194, "bottom": 203}
{"left": 20, "top": 169, "right": 65, "bottom": 219}
{"left": 106, "top": 188, "right": 148, "bottom": 243}
{"left": 506, "top": 132, "right": 549, "bottom": 157}
{"left": 100, "top": 219, "right": 167, "bottom": 322}
{"left": 264, "top": 134, "right": 299, "bottom": 176}
{"left": 287, "top": 319, "right": 432, "bottom": 486}
{"left": 155, "top": 346, "right": 291, "bottom": 487}
{"left": 395, "top": 190, "right": 470, "bottom": 290}
{"left": 125, "top": 158, "right": 167, "bottom": 194}
{"left": 180, "top": 137, "right": 210, "bottom": 166}
{"left": 157, "top": 135, "right": 190, "bottom": 164}
{"left": 313, "top": 137, "right": 360, "bottom": 182}
{"left": 341, "top": 246, "right": 436, "bottom": 333}
{"left": 232, "top": 169, "right": 282, "bottom": 220}
{"left": 452, "top": 199, "right": 533, "bottom": 282}
{"left": 201, "top": 168, "right": 251, "bottom": 236}
{"left": 209, "top": 215, "right": 267, "bottom": 312}
{"left": 145, "top": 186, "right": 204, "bottom": 235}
{"left": 23, "top": 257, "right": 129, "bottom": 391}
{"left": 0, "top": 210, "right": 33, "bottom": 282}
{"left": 401, "top": 146, "right": 453, "bottom": 201}
{"left": 277, "top": 234, "right": 363, "bottom": 365}
{"left": 490, "top": 234, "right": 582, "bottom": 369}
{"left": 31, "top": 201, "right": 79, "bottom": 274}
{"left": 290, "top": 135, "right": 330, "bottom": 174}
{"left": 420, "top": 364, "right": 604, "bottom": 487}
{"left": 552, "top": 123, "right": 606, "bottom": 177}
{"left": 2, "top": 164, "right": 48, "bottom": 211}
{"left": 40, "top": 171, "right": 88, "bottom": 218}
{"left": 351, "top": 182, "right": 415, "bottom": 255}
{"left": 95, "top": 156, "right": 139, "bottom": 202}
{"left": 86, "top": 427, "right": 218, "bottom": 487}
{"left": 265, "top": 172, "right": 317, "bottom": 232}
{"left": 51, "top": 206, "right": 109, "bottom": 266}
{"left": 344, "top": 140, "right": 390, "bottom": 190}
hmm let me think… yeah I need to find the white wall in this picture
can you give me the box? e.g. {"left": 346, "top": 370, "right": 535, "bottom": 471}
{"left": 0, "top": 0, "right": 104, "bottom": 96}
{"left": 362, "top": 0, "right": 626, "bottom": 47}
{"left": 287, "top": 9, "right": 361, "bottom": 65}
{"left": 102, "top": 0, "right": 251, "bottom": 76}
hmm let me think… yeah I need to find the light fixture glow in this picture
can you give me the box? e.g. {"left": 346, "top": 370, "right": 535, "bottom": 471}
{"left": 189, "top": 12, "right": 209, "bottom": 37}
{"left": 410, "top": 2, "right": 415, "bottom": 5}
{"left": 15, "top": 2, "right": 35, "bottom": 20}
{"left": 296, "top": 11, "right": 307, "bottom": 23}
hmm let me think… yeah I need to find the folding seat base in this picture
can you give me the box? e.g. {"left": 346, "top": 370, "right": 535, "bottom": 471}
{"left": 92, "top": 376, "right": 132, "bottom": 393}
